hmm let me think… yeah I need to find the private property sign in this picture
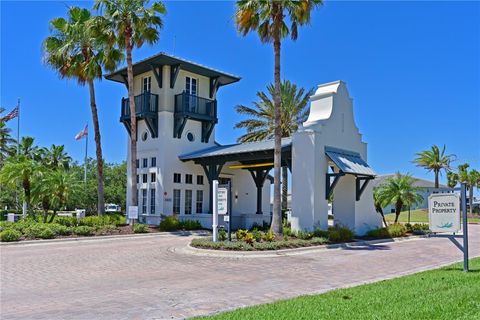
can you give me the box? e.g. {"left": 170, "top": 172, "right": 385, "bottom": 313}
{"left": 428, "top": 193, "right": 460, "bottom": 233}
{"left": 217, "top": 187, "right": 228, "bottom": 215}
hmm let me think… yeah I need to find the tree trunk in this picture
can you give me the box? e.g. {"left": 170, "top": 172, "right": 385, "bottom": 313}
{"left": 125, "top": 37, "right": 138, "bottom": 217}
{"left": 48, "top": 211, "right": 57, "bottom": 223}
{"left": 434, "top": 169, "right": 439, "bottom": 189}
{"left": 394, "top": 202, "right": 402, "bottom": 223}
{"left": 88, "top": 79, "right": 105, "bottom": 215}
{"left": 282, "top": 166, "right": 288, "bottom": 211}
{"left": 270, "top": 9, "right": 282, "bottom": 234}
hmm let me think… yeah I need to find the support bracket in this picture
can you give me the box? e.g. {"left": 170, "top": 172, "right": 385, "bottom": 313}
{"left": 326, "top": 172, "right": 345, "bottom": 200}
{"left": 356, "top": 176, "right": 374, "bottom": 201}
{"left": 150, "top": 64, "right": 163, "bottom": 89}
{"left": 121, "top": 74, "right": 129, "bottom": 90}
{"left": 209, "top": 77, "right": 220, "bottom": 99}
{"left": 170, "top": 64, "right": 181, "bottom": 89}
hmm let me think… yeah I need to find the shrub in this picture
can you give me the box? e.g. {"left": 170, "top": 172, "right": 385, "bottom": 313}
{"left": 74, "top": 226, "right": 94, "bottom": 236}
{"left": 49, "top": 223, "right": 72, "bottom": 236}
{"left": 250, "top": 222, "right": 269, "bottom": 232}
{"left": 313, "top": 228, "right": 330, "bottom": 238}
{"left": 97, "top": 224, "right": 117, "bottom": 235}
{"left": 0, "top": 229, "right": 22, "bottom": 242}
{"left": 218, "top": 228, "right": 227, "bottom": 241}
{"left": 411, "top": 223, "right": 430, "bottom": 234}
{"left": 387, "top": 223, "right": 407, "bottom": 237}
{"left": 133, "top": 223, "right": 149, "bottom": 233}
{"left": 252, "top": 229, "right": 262, "bottom": 242}
{"left": 159, "top": 216, "right": 179, "bottom": 231}
{"left": 296, "top": 231, "right": 313, "bottom": 240}
{"left": 366, "top": 227, "right": 390, "bottom": 239}
{"left": 54, "top": 216, "right": 78, "bottom": 227}
{"left": 78, "top": 216, "right": 106, "bottom": 228}
{"left": 0, "top": 221, "right": 15, "bottom": 232}
{"left": 236, "top": 229, "right": 248, "bottom": 241}
{"left": 244, "top": 232, "right": 255, "bottom": 245}
{"left": 179, "top": 220, "right": 202, "bottom": 230}
{"left": 24, "top": 224, "right": 56, "bottom": 239}
{"left": 328, "top": 226, "right": 354, "bottom": 243}
{"left": 265, "top": 230, "right": 275, "bottom": 242}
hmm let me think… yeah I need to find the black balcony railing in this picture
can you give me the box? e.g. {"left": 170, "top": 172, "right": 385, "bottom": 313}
{"left": 174, "top": 92, "right": 217, "bottom": 120}
{"left": 121, "top": 92, "right": 158, "bottom": 120}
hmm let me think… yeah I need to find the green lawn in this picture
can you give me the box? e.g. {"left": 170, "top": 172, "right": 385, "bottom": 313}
{"left": 385, "top": 209, "right": 480, "bottom": 224}
{"left": 197, "top": 258, "right": 480, "bottom": 320}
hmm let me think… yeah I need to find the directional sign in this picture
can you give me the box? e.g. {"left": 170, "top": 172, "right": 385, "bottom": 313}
{"left": 428, "top": 193, "right": 460, "bottom": 233}
{"left": 217, "top": 187, "right": 228, "bottom": 215}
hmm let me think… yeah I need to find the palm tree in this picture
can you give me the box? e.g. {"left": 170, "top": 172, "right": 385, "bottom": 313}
{"left": 414, "top": 145, "right": 455, "bottom": 188}
{"left": 40, "top": 144, "right": 72, "bottom": 170}
{"left": 44, "top": 6, "right": 123, "bottom": 215}
{"left": 94, "top": 0, "right": 166, "bottom": 213}
{"left": 457, "top": 164, "right": 480, "bottom": 215}
{"left": 235, "top": 80, "right": 313, "bottom": 211}
{"left": 376, "top": 173, "right": 423, "bottom": 223}
{"left": 373, "top": 187, "right": 388, "bottom": 227}
{"left": 0, "top": 113, "right": 16, "bottom": 166}
{"left": 0, "top": 155, "right": 42, "bottom": 218}
{"left": 235, "top": 0, "right": 322, "bottom": 233}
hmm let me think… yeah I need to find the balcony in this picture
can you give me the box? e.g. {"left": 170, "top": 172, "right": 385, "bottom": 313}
{"left": 174, "top": 92, "right": 218, "bottom": 143}
{"left": 120, "top": 92, "right": 159, "bottom": 138}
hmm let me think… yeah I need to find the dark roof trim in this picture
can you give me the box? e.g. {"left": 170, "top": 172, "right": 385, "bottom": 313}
{"left": 105, "top": 52, "right": 241, "bottom": 87}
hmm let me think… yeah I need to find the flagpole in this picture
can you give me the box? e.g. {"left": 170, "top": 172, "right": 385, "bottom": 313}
{"left": 16, "top": 98, "right": 20, "bottom": 156}
{"left": 84, "top": 124, "right": 88, "bottom": 183}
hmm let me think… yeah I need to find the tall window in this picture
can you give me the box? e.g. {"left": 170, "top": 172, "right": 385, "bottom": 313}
{"left": 185, "top": 76, "right": 198, "bottom": 112}
{"left": 151, "top": 157, "right": 156, "bottom": 167}
{"left": 136, "top": 159, "right": 139, "bottom": 168}
{"left": 142, "top": 174, "right": 148, "bottom": 183}
{"left": 141, "top": 189, "right": 147, "bottom": 214}
{"left": 151, "top": 172, "right": 156, "bottom": 183}
{"left": 185, "top": 190, "right": 192, "bottom": 215}
{"left": 173, "top": 173, "right": 181, "bottom": 183}
{"left": 150, "top": 189, "right": 156, "bottom": 214}
{"left": 185, "top": 174, "right": 193, "bottom": 184}
{"left": 196, "top": 190, "right": 203, "bottom": 213}
{"left": 143, "top": 158, "right": 148, "bottom": 168}
{"left": 173, "top": 189, "right": 181, "bottom": 214}
{"left": 197, "top": 175, "right": 204, "bottom": 185}
{"left": 136, "top": 175, "right": 139, "bottom": 184}
{"left": 143, "top": 76, "right": 151, "bottom": 93}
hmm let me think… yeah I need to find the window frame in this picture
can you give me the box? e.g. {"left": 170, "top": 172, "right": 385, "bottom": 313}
{"left": 185, "top": 174, "right": 193, "bottom": 184}
{"left": 150, "top": 188, "right": 156, "bottom": 214}
{"left": 196, "top": 190, "right": 203, "bottom": 213}
{"left": 173, "top": 189, "right": 181, "bottom": 214}
{"left": 185, "top": 189, "right": 192, "bottom": 215}
{"left": 173, "top": 173, "right": 181, "bottom": 183}
{"left": 196, "top": 175, "right": 204, "bottom": 185}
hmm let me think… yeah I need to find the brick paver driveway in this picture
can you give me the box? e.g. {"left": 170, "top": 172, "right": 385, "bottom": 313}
{"left": 1, "top": 225, "right": 479, "bottom": 320}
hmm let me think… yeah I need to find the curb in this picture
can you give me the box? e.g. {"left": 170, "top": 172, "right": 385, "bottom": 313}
{"left": 0, "top": 230, "right": 211, "bottom": 247}
{"left": 181, "top": 234, "right": 428, "bottom": 258}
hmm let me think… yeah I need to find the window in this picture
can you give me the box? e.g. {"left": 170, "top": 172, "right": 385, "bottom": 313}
{"left": 196, "top": 190, "right": 203, "bottom": 213}
{"left": 185, "top": 77, "right": 198, "bottom": 112}
{"left": 197, "top": 175, "right": 204, "bottom": 185}
{"left": 143, "top": 76, "right": 152, "bottom": 93}
{"left": 141, "top": 189, "right": 147, "bottom": 214}
{"left": 174, "top": 173, "right": 181, "bottom": 183}
{"left": 150, "top": 189, "right": 156, "bottom": 214}
{"left": 185, "top": 174, "right": 193, "bottom": 184}
{"left": 142, "top": 174, "right": 148, "bottom": 183}
{"left": 173, "top": 189, "right": 181, "bottom": 214}
{"left": 136, "top": 159, "right": 139, "bottom": 168}
{"left": 141, "top": 132, "right": 148, "bottom": 141}
{"left": 143, "top": 158, "right": 148, "bottom": 168}
{"left": 185, "top": 190, "right": 192, "bottom": 214}
{"left": 151, "top": 157, "right": 156, "bottom": 167}
{"left": 186, "top": 132, "right": 195, "bottom": 142}
{"left": 151, "top": 172, "right": 156, "bottom": 183}
{"left": 136, "top": 175, "right": 139, "bottom": 184}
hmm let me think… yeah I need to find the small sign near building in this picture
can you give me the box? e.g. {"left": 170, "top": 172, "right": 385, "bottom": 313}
{"left": 217, "top": 187, "right": 228, "bottom": 215}
{"left": 428, "top": 193, "right": 460, "bottom": 233}
{"left": 128, "top": 206, "right": 139, "bottom": 220}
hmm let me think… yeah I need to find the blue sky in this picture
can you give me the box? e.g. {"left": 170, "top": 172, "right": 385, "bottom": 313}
{"left": 1, "top": 1, "right": 479, "bottom": 186}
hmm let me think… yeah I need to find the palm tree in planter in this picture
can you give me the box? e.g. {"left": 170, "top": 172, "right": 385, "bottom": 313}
{"left": 235, "top": 80, "right": 313, "bottom": 212}
{"left": 235, "top": 0, "right": 323, "bottom": 233}
{"left": 376, "top": 173, "right": 423, "bottom": 223}
{"left": 94, "top": 0, "right": 166, "bottom": 214}
{"left": 44, "top": 6, "right": 123, "bottom": 215}
{"left": 414, "top": 145, "right": 455, "bottom": 188}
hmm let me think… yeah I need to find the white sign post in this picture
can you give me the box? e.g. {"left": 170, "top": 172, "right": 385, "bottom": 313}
{"left": 428, "top": 193, "right": 460, "bottom": 233}
{"left": 212, "top": 180, "right": 219, "bottom": 242}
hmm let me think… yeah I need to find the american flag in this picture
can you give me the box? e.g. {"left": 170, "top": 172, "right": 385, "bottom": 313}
{"left": 75, "top": 123, "right": 88, "bottom": 140}
{"left": 1, "top": 106, "right": 19, "bottom": 122}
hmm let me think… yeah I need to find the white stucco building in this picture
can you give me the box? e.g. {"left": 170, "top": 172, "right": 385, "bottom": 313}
{"left": 107, "top": 53, "right": 381, "bottom": 235}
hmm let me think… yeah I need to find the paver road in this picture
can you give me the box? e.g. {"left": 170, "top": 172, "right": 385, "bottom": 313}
{"left": 1, "top": 226, "right": 479, "bottom": 320}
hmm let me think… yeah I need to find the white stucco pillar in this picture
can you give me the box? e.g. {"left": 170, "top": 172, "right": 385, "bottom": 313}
{"left": 332, "top": 174, "right": 356, "bottom": 231}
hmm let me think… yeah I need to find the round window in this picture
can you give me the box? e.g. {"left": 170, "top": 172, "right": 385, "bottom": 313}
{"left": 141, "top": 131, "right": 148, "bottom": 141}
{"left": 186, "top": 132, "right": 195, "bottom": 142}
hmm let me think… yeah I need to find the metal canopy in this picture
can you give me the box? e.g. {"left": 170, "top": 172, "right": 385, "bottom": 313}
{"left": 105, "top": 52, "right": 241, "bottom": 87}
{"left": 325, "top": 146, "right": 376, "bottom": 177}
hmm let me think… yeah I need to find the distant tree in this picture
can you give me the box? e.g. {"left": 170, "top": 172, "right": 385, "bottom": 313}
{"left": 94, "top": 0, "right": 166, "bottom": 214}
{"left": 0, "top": 109, "right": 16, "bottom": 167}
{"left": 373, "top": 187, "right": 388, "bottom": 227}
{"left": 235, "top": 0, "right": 323, "bottom": 234}
{"left": 414, "top": 145, "right": 455, "bottom": 188}
{"left": 44, "top": 6, "right": 123, "bottom": 215}
{"left": 234, "top": 80, "right": 313, "bottom": 211}
{"left": 40, "top": 144, "right": 72, "bottom": 170}
{"left": 375, "top": 173, "right": 423, "bottom": 223}
{"left": 447, "top": 171, "right": 459, "bottom": 188}
{"left": 456, "top": 164, "right": 480, "bottom": 215}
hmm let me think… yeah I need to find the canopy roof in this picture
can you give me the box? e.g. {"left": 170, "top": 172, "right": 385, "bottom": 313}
{"left": 179, "top": 138, "right": 292, "bottom": 164}
{"left": 325, "top": 146, "right": 375, "bottom": 177}
{"left": 105, "top": 52, "right": 241, "bottom": 86}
